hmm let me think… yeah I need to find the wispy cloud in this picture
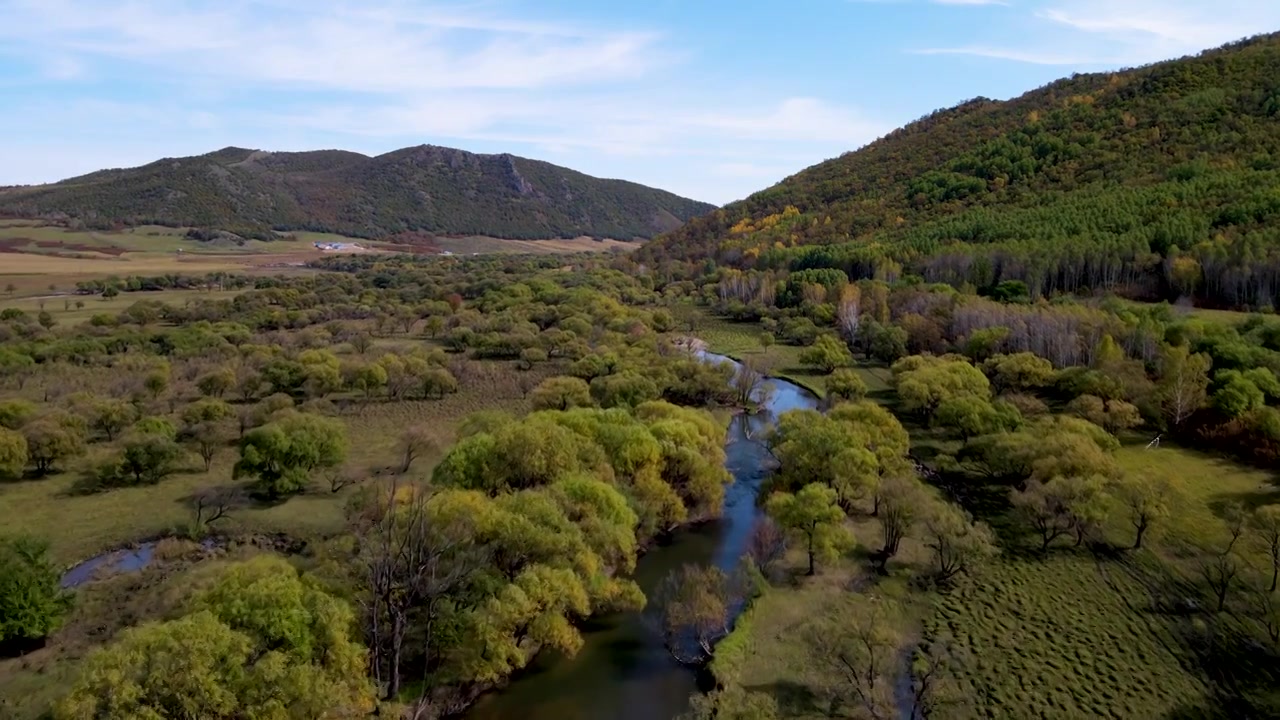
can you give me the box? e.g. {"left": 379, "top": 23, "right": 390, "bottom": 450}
{"left": 0, "top": 0, "right": 888, "bottom": 204}
{"left": 913, "top": 0, "right": 1280, "bottom": 66}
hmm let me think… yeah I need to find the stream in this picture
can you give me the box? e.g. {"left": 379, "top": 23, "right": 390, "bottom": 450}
{"left": 465, "top": 353, "right": 820, "bottom": 720}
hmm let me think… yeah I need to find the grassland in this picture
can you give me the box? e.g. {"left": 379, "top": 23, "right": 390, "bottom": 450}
{"left": 673, "top": 307, "right": 893, "bottom": 400}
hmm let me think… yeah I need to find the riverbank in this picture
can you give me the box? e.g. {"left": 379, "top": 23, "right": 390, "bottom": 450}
{"left": 464, "top": 353, "right": 821, "bottom": 720}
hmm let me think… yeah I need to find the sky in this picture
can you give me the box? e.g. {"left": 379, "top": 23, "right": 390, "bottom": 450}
{"left": 1, "top": 0, "right": 1278, "bottom": 205}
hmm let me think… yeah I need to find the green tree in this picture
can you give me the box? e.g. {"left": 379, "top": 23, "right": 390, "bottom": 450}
{"left": 934, "top": 396, "right": 1021, "bottom": 439}
{"left": 923, "top": 501, "right": 997, "bottom": 584}
{"left": 23, "top": 415, "right": 86, "bottom": 476}
{"left": 1157, "top": 344, "right": 1211, "bottom": 427}
{"left": 181, "top": 400, "right": 236, "bottom": 472}
{"left": 982, "top": 352, "right": 1055, "bottom": 393}
{"left": 0, "top": 428, "right": 27, "bottom": 480}
{"left": 826, "top": 368, "right": 868, "bottom": 403}
{"left": 56, "top": 556, "right": 373, "bottom": 719}
{"left": 649, "top": 564, "right": 739, "bottom": 665}
{"left": 894, "top": 357, "right": 991, "bottom": 416}
{"left": 591, "top": 372, "right": 661, "bottom": 409}
{"left": 0, "top": 536, "right": 73, "bottom": 644}
{"left": 530, "top": 376, "right": 593, "bottom": 411}
{"left": 799, "top": 334, "right": 854, "bottom": 374}
{"left": 196, "top": 367, "right": 236, "bottom": 399}
{"left": 119, "top": 429, "right": 184, "bottom": 485}
{"left": 0, "top": 399, "right": 36, "bottom": 430}
{"left": 234, "top": 413, "right": 347, "bottom": 497}
{"left": 351, "top": 362, "right": 389, "bottom": 399}
{"left": 90, "top": 398, "right": 134, "bottom": 442}
{"left": 767, "top": 483, "right": 852, "bottom": 575}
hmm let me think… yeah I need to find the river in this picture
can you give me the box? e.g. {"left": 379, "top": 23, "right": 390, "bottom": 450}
{"left": 465, "top": 353, "right": 821, "bottom": 720}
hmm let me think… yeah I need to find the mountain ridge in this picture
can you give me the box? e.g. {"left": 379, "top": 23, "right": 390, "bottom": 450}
{"left": 0, "top": 144, "right": 717, "bottom": 242}
{"left": 641, "top": 32, "right": 1280, "bottom": 309}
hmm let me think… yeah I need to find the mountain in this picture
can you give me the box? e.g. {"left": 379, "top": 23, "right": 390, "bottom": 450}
{"left": 642, "top": 34, "right": 1280, "bottom": 308}
{"left": 0, "top": 145, "right": 716, "bottom": 241}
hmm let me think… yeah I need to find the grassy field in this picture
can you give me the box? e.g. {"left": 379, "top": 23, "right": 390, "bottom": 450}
{"left": 0, "top": 288, "right": 242, "bottom": 323}
{"left": 675, "top": 308, "right": 893, "bottom": 400}
{"left": 0, "top": 367, "right": 539, "bottom": 566}
{"left": 433, "top": 235, "right": 639, "bottom": 255}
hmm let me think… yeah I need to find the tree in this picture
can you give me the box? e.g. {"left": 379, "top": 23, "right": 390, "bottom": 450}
{"left": 1157, "top": 345, "right": 1211, "bottom": 427}
{"left": 767, "top": 483, "right": 851, "bottom": 575}
{"left": 90, "top": 398, "right": 134, "bottom": 442}
{"left": 934, "top": 396, "right": 1020, "bottom": 439}
{"left": 350, "top": 481, "right": 482, "bottom": 700}
{"left": 1251, "top": 506, "right": 1280, "bottom": 592}
{"left": 143, "top": 369, "right": 169, "bottom": 400}
{"left": 55, "top": 556, "right": 374, "bottom": 719}
{"left": 923, "top": 502, "right": 996, "bottom": 584}
{"left": 3, "top": 282, "right": 13, "bottom": 296}
{"left": 350, "top": 361, "right": 389, "bottom": 399}
{"left": 37, "top": 310, "right": 56, "bottom": 331}
{"left": 0, "top": 536, "right": 73, "bottom": 645}
{"left": 519, "top": 347, "right": 548, "bottom": 370}
{"left": 23, "top": 416, "right": 86, "bottom": 476}
{"left": 420, "top": 366, "right": 458, "bottom": 400}
{"left": 0, "top": 428, "right": 27, "bottom": 480}
{"left": 1201, "top": 551, "right": 1242, "bottom": 613}
{"left": 181, "top": 401, "right": 236, "bottom": 472}
{"left": 876, "top": 475, "right": 927, "bottom": 573}
{"left": 650, "top": 564, "right": 741, "bottom": 666}
{"left": 397, "top": 424, "right": 439, "bottom": 474}
{"left": 196, "top": 367, "right": 236, "bottom": 399}
{"left": 187, "top": 486, "right": 248, "bottom": 530}
{"left": 119, "top": 428, "right": 183, "bottom": 485}
{"left": 982, "top": 352, "right": 1055, "bottom": 393}
{"left": 1114, "top": 473, "right": 1175, "bottom": 550}
{"left": 1011, "top": 478, "right": 1074, "bottom": 552}
{"left": 234, "top": 413, "right": 347, "bottom": 497}
{"left": 746, "top": 517, "right": 787, "bottom": 577}
{"left": 895, "top": 358, "right": 991, "bottom": 416}
{"left": 530, "top": 376, "right": 593, "bottom": 411}
{"left": 827, "top": 368, "right": 868, "bottom": 403}
{"left": 807, "top": 597, "right": 900, "bottom": 719}
{"left": 800, "top": 334, "right": 854, "bottom": 374}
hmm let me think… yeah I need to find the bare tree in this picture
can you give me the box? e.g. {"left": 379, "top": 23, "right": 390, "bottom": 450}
{"left": 189, "top": 486, "right": 247, "bottom": 528}
{"left": 397, "top": 425, "right": 440, "bottom": 474}
{"left": 324, "top": 464, "right": 365, "bottom": 494}
{"left": 908, "top": 637, "right": 967, "bottom": 720}
{"left": 1201, "top": 551, "right": 1242, "bottom": 613}
{"left": 352, "top": 478, "right": 483, "bottom": 701}
{"left": 746, "top": 517, "right": 787, "bottom": 577}
{"left": 809, "top": 600, "right": 900, "bottom": 719}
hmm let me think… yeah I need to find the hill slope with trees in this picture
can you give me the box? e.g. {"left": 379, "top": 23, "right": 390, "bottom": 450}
{"left": 643, "top": 33, "right": 1280, "bottom": 310}
{"left": 0, "top": 145, "right": 716, "bottom": 241}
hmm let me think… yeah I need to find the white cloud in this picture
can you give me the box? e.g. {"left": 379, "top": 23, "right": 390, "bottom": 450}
{"left": 0, "top": 0, "right": 888, "bottom": 204}
{"left": 914, "top": 0, "right": 1280, "bottom": 66}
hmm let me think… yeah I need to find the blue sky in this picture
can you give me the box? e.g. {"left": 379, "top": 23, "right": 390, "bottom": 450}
{"left": 1, "top": 0, "right": 1278, "bottom": 205}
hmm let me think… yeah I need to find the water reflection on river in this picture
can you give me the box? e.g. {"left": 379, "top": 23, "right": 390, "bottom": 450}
{"left": 465, "top": 355, "right": 819, "bottom": 720}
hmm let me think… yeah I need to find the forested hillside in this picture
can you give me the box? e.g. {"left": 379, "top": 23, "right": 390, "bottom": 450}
{"left": 643, "top": 33, "right": 1280, "bottom": 310}
{"left": 0, "top": 145, "right": 716, "bottom": 241}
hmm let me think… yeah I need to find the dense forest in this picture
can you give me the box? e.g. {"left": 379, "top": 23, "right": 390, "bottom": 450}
{"left": 642, "top": 33, "right": 1280, "bottom": 311}
{"left": 0, "top": 145, "right": 715, "bottom": 241}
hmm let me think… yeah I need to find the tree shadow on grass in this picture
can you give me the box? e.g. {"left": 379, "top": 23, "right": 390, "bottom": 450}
{"left": 744, "top": 681, "right": 826, "bottom": 717}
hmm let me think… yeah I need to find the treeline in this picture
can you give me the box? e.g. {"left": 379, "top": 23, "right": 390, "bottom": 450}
{"left": 641, "top": 33, "right": 1280, "bottom": 311}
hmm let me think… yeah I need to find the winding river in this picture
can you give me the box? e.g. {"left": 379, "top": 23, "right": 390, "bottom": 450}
{"left": 466, "top": 353, "right": 821, "bottom": 720}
